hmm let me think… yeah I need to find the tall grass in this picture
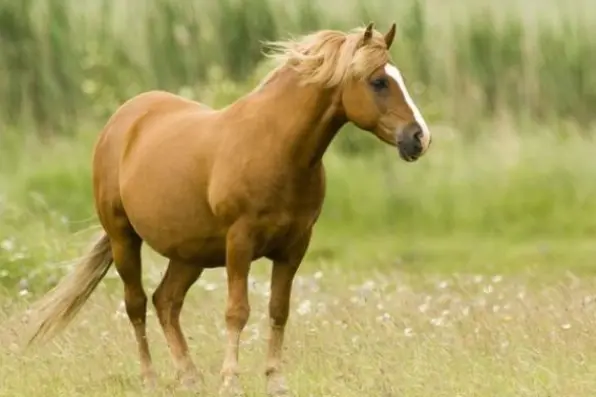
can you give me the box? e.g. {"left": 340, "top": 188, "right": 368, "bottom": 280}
{"left": 0, "top": 0, "right": 595, "bottom": 139}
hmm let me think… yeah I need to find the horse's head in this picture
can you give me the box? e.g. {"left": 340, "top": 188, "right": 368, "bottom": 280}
{"left": 340, "top": 23, "right": 431, "bottom": 162}
{"left": 264, "top": 23, "right": 431, "bottom": 162}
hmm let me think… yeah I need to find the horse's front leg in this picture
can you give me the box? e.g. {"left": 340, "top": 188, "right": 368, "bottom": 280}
{"left": 265, "top": 230, "right": 312, "bottom": 397}
{"left": 219, "top": 221, "right": 254, "bottom": 397}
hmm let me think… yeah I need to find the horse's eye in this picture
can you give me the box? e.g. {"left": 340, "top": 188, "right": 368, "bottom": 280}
{"left": 370, "top": 77, "right": 389, "bottom": 92}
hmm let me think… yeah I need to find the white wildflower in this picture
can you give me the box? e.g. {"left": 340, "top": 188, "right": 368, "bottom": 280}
{"left": 376, "top": 312, "right": 391, "bottom": 323}
{"left": 297, "top": 300, "right": 312, "bottom": 316}
{"left": 437, "top": 280, "right": 449, "bottom": 289}
{"left": 0, "top": 238, "right": 15, "bottom": 252}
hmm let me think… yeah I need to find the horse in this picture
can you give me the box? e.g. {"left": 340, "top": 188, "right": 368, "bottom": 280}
{"left": 23, "top": 22, "right": 431, "bottom": 396}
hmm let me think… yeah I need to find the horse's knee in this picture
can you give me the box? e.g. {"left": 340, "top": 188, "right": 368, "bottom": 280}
{"left": 225, "top": 302, "right": 250, "bottom": 330}
{"left": 268, "top": 300, "right": 289, "bottom": 328}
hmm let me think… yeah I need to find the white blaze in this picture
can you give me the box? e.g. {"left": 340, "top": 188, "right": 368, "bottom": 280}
{"left": 384, "top": 64, "right": 431, "bottom": 150}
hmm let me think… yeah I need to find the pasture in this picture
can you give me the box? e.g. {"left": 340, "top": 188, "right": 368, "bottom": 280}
{"left": 1, "top": 0, "right": 596, "bottom": 395}
{"left": 2, "top": 260, "right": 596, "bottom": 396}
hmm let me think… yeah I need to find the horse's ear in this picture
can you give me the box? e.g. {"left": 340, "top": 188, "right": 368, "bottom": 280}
{"left": 363, "top": 22, "right": 374, "bottom": 44}
{"left": 384, "top": 22, "right": 397, "bottom": 49}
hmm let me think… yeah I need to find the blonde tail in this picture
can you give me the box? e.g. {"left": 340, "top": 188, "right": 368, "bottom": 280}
{"left": 25, "top": 232, "right": 113, "bottom": 345}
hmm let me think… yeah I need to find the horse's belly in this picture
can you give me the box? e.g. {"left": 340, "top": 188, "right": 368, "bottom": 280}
{"left": 121, "top": 182, "right": 229, "bottom": 266}
{"left": 159, "top": 234, "right": 228, "bottom": 267}
{"left": 134, "top": 212, "right": 228, "bottom": 266}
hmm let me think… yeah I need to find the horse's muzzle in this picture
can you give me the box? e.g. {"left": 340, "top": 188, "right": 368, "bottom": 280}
{"left": 396, "top": 122, "right": 424, "bottom": 162}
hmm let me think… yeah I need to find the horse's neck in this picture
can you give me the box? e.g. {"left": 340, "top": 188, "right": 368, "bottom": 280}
{"left": 243, "top": 68, "right": 346, "bottom": 168}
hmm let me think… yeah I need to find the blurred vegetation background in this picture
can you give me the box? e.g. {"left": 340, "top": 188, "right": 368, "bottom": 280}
{"left": 1, "top": 0, "right": 596, "bottom": 289}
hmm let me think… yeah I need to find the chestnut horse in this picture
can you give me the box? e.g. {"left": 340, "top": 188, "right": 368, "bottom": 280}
{"left": 24, "top": 22, "right": 431, "bottom": 396}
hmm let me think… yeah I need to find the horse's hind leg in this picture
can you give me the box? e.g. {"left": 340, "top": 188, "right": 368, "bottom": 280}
{"left": 110, "top": 230, "right": 157, "bottom": 388}
{"left": 152, "top": 260, "right": 203, "bottom": 389}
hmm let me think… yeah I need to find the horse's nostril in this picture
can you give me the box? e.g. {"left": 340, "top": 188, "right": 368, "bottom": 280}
{"left": 413, "top": 126, "right": 424, "bottom": 142}
{"left": 405, "top": 122, "right": 423, "bottom": 142}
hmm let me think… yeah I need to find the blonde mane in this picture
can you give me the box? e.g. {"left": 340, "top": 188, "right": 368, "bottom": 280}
{"left": 262, "top": 26, "right": 391, "bottom": 88}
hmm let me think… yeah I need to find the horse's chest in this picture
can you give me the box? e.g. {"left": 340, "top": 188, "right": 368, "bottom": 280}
{"left": 211, "top": 165, "right": 324, "bottom": 254}
{"left": 252, "top": 209, "right": 315, "bottom": 256}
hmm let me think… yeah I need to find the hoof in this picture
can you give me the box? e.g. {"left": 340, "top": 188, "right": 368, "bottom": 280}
{"left": 219, "top": 374, "right": 245, "bottom": 397}
{"left": 267, "top": 374, "right": 291, "bottom": 397}
{"left": 177, "top": 369, "right": 203, "bottom": 391}
{"left": 141, "top": 372, "right": 159, "bottom": 393}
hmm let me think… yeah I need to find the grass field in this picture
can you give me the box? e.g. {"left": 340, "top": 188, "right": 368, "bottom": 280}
{"left": 2, "top": 255, "right": 596, "bottom": 396}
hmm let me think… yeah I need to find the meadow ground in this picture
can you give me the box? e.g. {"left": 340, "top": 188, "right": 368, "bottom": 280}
{"left": 2, "top": 241, "right": 596, "bottom": 397}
